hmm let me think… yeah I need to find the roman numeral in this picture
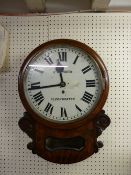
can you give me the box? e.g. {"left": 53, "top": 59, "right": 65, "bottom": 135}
{"left": 44, "top": 103, "right": 54, "bottom": 114}
{"left": 82, "top": 91, "right": 93, "bottom": 104}
{"left": 82, "top": 65, "right": 91, "bottom": 74}
{"left": 29, "top": 82, "right": 40, "bottom": 90}
{"left": 44, "top": 56, "right": 53, "bottom": 65}
{"left": 75, "top": 104, "right": 82, "bottom": 112}
{"left": 61, "top": 107, "right": 67, "bottom": 118}
{"left": 86, "top": 80, "right": 96, "bottom": 87}
{"left": 33, "top": 91, "right": 44, "bottom": 105}
{"left": 58, "top": 52, "right": 67, "bottom": 62}
{"left": 73, "top": 55, "right": 79, "bottom": 64}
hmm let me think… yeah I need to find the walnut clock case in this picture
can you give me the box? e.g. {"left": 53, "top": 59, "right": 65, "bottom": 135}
{"left": 18, "top": 39, "right": 110, "bottom": 164}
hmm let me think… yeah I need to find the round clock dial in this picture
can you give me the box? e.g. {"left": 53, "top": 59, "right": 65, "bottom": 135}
{"left": 19, "top": 39, "right": 108, "bottom": 123}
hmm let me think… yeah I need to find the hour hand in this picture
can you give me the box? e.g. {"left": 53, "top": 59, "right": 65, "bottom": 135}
{"left": 60, "top": 72, "right": 64, "bottom": 83}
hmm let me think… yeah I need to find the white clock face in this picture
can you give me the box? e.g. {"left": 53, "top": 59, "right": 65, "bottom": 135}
{"left": 23, "top": 44, "right": 103, "bottom": 123}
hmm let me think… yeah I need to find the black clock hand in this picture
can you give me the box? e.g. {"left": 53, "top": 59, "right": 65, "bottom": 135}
{"left": 59, "top": 72, "right": 66, "bottom": 87}
{"left": 28, "top": 83, "right": 62, "bottom": 90}
{"left": 60, "top": 72, "right": 64, "bottom": 83}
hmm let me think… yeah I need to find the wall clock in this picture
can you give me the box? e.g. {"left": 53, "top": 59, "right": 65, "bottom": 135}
{"left": 18, "top": 39, "right": 110, "bottom": 164}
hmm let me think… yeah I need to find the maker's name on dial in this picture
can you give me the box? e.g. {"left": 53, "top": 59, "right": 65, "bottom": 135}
{"left": 51, "top": 97, "right": 75, "bottom": 101}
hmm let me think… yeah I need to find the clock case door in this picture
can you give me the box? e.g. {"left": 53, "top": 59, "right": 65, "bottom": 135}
{"left": 18, "top": 39, "right": 110, "bottom": 164}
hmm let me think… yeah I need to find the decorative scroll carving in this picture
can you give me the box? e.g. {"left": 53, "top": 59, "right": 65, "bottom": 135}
{"left": 94, "top": 110, "right": 111, "bottom": 153}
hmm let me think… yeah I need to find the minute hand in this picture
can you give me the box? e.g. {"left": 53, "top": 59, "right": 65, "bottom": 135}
{"left": 28, "top": 83, "right": 61, "bottom": 90}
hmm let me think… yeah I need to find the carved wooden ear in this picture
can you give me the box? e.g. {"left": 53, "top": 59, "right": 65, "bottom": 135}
{"left": 93, "top": 110, "right": 111, "bottom": 153}
{"left": 18, "top": 112, "right": 34, "bottom": 139}
{"left": 95, "top": 110, "right": 111, "bottom": 131}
